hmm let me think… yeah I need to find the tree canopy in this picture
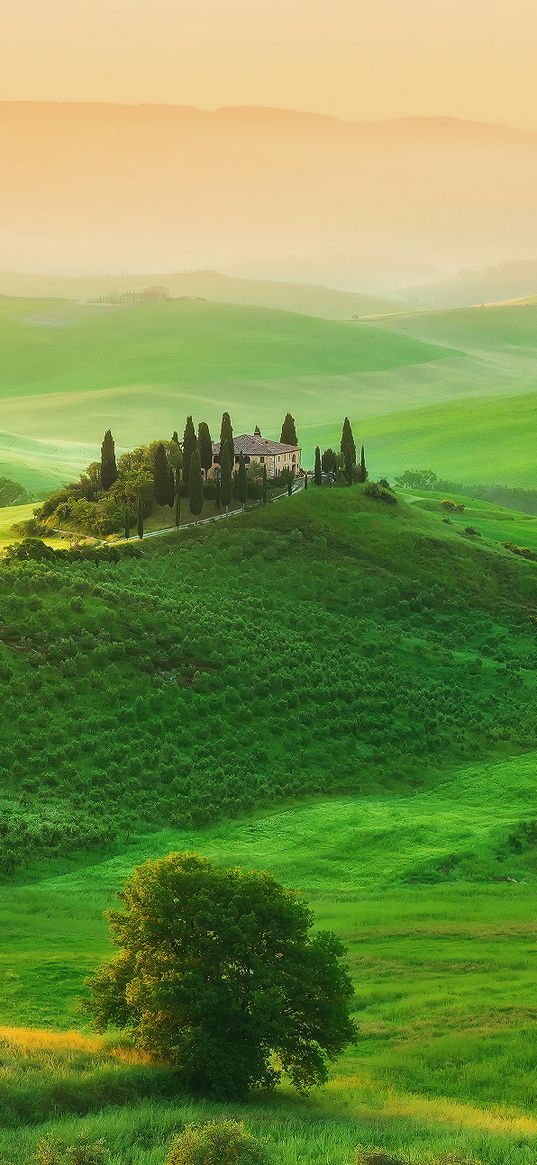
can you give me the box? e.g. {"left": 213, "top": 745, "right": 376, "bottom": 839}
{"left": 280, "top": 413, "right": 298, "bottom": 446}
{"left": 100, "top": 430, "right": 118, "bottom": 492}
{"left": 182, "top": 416, "right": 197, "bottom": 483}
{"left": 85, "top": 852, "right": 356, "bottom": 1098}
{"left": 198, "top": 421, "right": 213, "bottom": 479}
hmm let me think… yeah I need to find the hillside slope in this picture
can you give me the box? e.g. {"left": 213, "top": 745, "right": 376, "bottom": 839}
{"left": 2, "top": 487, "right": 537, "bottom": 872}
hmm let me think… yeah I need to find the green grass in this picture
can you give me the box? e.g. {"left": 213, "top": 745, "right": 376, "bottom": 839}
{"left": 401, "top": 489, "right": 537, "bottom": 553}
{"left": 2, "top": 752, "right": 537, "bottom": 1163}
{"left": 0, "top": 297, "right": 448, "bottom": 491}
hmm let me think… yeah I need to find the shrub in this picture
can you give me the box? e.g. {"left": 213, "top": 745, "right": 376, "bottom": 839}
{"left": 166, "top": 1121, "right": 266, "bottom": 1165}
{"left": 355, "top": 1151, "right": 408, "bottom": 1165}
{"left": 464, "top": 526, "right": 480, "bottom": 538}
{"left": 35, "top": 1136, "right": 109, "bottom": 1165}
{"left": 365, "top": 482, "right": 397, "bottom": 505}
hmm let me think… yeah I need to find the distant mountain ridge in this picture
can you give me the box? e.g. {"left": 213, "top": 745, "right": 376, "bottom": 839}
{"left": 2, "top": 102, "right": 537, "bottom": 281}
{"left": 395, "top": 259, "right": 537, "bottom": 310}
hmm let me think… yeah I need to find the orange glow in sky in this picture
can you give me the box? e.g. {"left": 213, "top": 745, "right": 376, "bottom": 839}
{"left": 2, "top": 0, "right": 537, "bottom": 128}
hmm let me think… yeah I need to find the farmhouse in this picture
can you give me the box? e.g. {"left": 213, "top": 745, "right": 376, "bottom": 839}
{"left": 211, "top": 426, "right": 301, "bottom": 477}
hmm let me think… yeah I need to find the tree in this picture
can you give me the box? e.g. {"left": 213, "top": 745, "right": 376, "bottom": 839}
{"left": 137, "top": 493, "right": 144, "bottom": 539}
{"left": 280, "top": 413, "right": 298, "bottom": 446}
{"left": 84, "top": 852, "right": 356, "bottom": 1098}
{"left": 124, "top": 508, "right": 131, "bottom": 540}
{"left": 340, "top": 418, "right": 356, "bottom": 486}
{"left": 188, "top": 447, "right": 203, "bottom": 517}
{"left": 0, "top": 477, "right": 28, "bottom": 507}
{"left": 198, "top": 422, "right": 213, "bottom": 480}
{"left": 174, "top": 468, "right": 181, "bottom": 527}
{"left": 168, "top": 467, "right": 175, "bottom": 509}
{"left": 220, "top": 441, "right": 232, "bottom": 511}
{"left": 322, "top": 448, "right": 337, "bottom": 475}
{"left": 262, "top": 464, "right": 268, "bottom": 505}
{"left": 314, "top": 446, "right": 322, "bottom": 485}
{"left": 394, "top": 469, "right": 439, "bottom": 490}
{"left": 304, "top": 471, "right": 308, "bottom": 490}
{"left": 357, "top": 445, "right": 368, "bottom": 484}
{"left": 287, "top": 478, "right": 293, "bottom": 497}
{"left": 220, "top": 412, "right": 234, "bottom": 466}
{"left": 154, "top": 443, "right": 170, "bottom": 507}
{"left": 237, "top": 454, "right": 248, "bottom": 505}
{"left": 215, "top": 475, "right": 221, "bottom": 509}
{"left": 182, "top": 417, "right": 197, "bottom": 483}
{"left": 168, "top": 431, "right": 182, "bottom": 473}
{"left": 100, "top": 430, "right": 118, "bottom": 491}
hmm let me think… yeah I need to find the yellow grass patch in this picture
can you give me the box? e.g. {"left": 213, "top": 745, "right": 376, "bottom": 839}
{"left": 0, "top": 1025, "right": 150, "bottom": 1064}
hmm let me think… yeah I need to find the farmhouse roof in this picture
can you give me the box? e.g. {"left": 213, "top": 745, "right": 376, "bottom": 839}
{"left": 212, "top": 433, "right": 300, "bottom": 457}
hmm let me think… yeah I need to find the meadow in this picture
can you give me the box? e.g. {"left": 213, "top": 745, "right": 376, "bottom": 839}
{"left": 3, "top": 295, "right": 537, "bottom": 494}
{"left": 2, "top": 753, "right": 537, "bottom": 1165}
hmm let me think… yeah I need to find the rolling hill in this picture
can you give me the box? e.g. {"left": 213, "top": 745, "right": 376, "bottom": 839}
{"left": 2, "top": 488, "right": 537, "bottom": 1163}
{"left": 396, "top": 258, "right": 537, "bottom": 310}
{"left": 0, "top": 296, "right": 450, "bottom": 492}
{"left": 0, "top": 270, "right": 404, "bottom": 320}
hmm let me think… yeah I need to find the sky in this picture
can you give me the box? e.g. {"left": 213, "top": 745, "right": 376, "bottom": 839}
{"left": 2, "top": 0, "right": 537, "bottom": 128}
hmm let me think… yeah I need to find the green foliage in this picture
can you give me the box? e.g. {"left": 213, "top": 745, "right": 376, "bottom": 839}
{"left": 35, "top": 1136, "right": 109, "bottom": 1165}
{"left": 166, "top": 1121, "right": 266, "bottom": 1165}
{"left": 341, "top": 418, "right": 356, "bottom": 485}
{"left": 198, "top": 423, "right": 213, "bottom": 479}
{"left": 314, "top": 446, "right": 322, "bottom": 485}
{"left": 236, "top": 455, "right": 248, "bottom": 505}
{"left": 183, "top": 418, "right": 197, "bottom": 484}
{"left": 365, "top": 481, "right": 397, "bottom": 504}
{"left": 219, "top": 413, "right": 234, "bottom": 466}
{"left": 280, "top": 413, "right": 298, "bottom": 446}
{"left": 0, "top": 476, "right": 28, "bottom": 507}
{"left": 395, "top": 469, "right": 439, "bottom": 489}
{"left": 153, "top": 444, "right": 171, "bottom": 507}
{"left": 188, "top": 449, "right": 204, "bottom": 517}
{"left": 100, "top": 432, "right": 117, "bottom": 493}
{"left": 85, "top": 852, "right": 355, "bottom": 1097}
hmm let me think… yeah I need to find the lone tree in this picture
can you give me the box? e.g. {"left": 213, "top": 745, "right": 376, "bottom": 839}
{"left": 153, "top": 443, "right": 170, "bottom": 506}
{"left": 314, "top": 446, "right": 322, "bottom": 485}
{"left": 100, "top": 430, "right": 118, "bottom": 491}
{"left": 198, "top": 422, "right": 213, "bottom": 480}
{"left": 220, "top": 441, "right": 233, "bottom": 511}
{"left": 84, "top": 852, "right": 356, "bottom": 1098}
{"left": 280, "top": 413, "right": 298, "bottom": 446}
{"left": 188, "top": 447, "right": 204, "bottom": 517}
{"left": 220, "top": 412, "right": 234, "bottom": 465}
{"left": 182, "top": 416, "right": 197, "bottom": 483}
{"left": 340, "top": 418, "right": 356, "bottom": 486}
{"left": 237, "top": 453, "right": 248, "bottom": 505}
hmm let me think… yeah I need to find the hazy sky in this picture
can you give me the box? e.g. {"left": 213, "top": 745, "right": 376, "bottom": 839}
{"left": 2, "top": 0, "right": 537, "bottom": 128}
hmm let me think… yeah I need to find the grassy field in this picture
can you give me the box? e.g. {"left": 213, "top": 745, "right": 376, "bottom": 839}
{"left": 2, "top": 489, "right": 537, "bottom": 1160}
{"left": 0, "top": 297, "right": 449, "bottom": 492}
{"left": 402, "top": 489, "right": 537, "bottom": 553}
{"left": 3, "top": 296, "right": 537, "bottom": 494}
{"left": 2, "top": 748, "right": 537, "bottom": 1164}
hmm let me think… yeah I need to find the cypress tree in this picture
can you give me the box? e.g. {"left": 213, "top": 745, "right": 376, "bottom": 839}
{"left": 262, "top": 463, "right": 268, "bottom": 505}
{"left": 287, "top": 477, "right": 293, "bottom": 497}
{"left": 169, "top": 431, "right": 182, "bottom": 473}
{"left": 182, "top": 416, "right": 197, "bottom": 483}
{"left": 314, "top": 446, "right": 322, "bottom": 486}
{"left": 304, "top": 471, "right": 308, "bottom": 490}
{"left": 198, "top": 421, "right": 213, "bottom": 479}
{"left": 341, "top": 418, "right": 356, "bottom": 486}
{"left": 220, "top": 412, "right": 234, "bottom": 465}
{"left": 174, "top": 468, "right": 181, "bottom": 527}
{"left": 215, "top": 475, "right": 221, "bottom": 509}
{"left": 280, "top": 413, "right": 298, "bottom": 446}
{"left": 358, "top": 445, "right": 368, "bottom": 483}
{"left": 220, "top": 442, "right": 232, "bottom": 511}
{"left": 100, "top": 430, "right": 118, "bottom": 491}
{"left": 188, "top": 447, "right": 204, "bottom": 517}
{"left": 137, "top": 494, "right": 144, "bottom": 539}
{"left": 124, "top": 507, "right": 131, "bottom": 540}
{"left": 168, "top": 467, "right": 175, "bottom": 509}
{"left": 237, "top": 453, "right": 248, "bottom": 505}
{"left": 322, "top": 448, "right": 337, "bottom": 474}
{"left": 153, "top": 443, "right": 170, "bottom": 506}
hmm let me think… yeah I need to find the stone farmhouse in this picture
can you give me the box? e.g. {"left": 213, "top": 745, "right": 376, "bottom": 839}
{"left": 211, "top": 426, "right": 301, "bottom": 477}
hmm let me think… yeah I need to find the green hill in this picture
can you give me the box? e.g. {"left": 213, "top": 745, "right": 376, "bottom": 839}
{"left": 0, "top": 297, "right": 449, "bottom": 492}
{"left": 0, "top": 269, "right": 405, "bottom": 319}
{"left": 2, "top": 487, "right": 537, "bottom": 1163}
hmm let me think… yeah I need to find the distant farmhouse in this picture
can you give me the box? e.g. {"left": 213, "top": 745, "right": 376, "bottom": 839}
{"left": 211, "top": 426, "right": 301, "bottom": 477}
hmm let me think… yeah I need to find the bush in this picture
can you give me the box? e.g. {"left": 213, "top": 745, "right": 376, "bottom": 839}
{"left": 166, "top": 1121, "right": 266, "bottom": 1165}
{"left": 365, "top": 482, "right": 397, "bottom": 505}
{"left": 35, "top": 1136, "right": 109, "bottom": 1165}
{"left": 355, "top": 1152, "right": 408, "bottom": 1165}
{"left": 464, "top": 526, "right": 480, "bottom": 538}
